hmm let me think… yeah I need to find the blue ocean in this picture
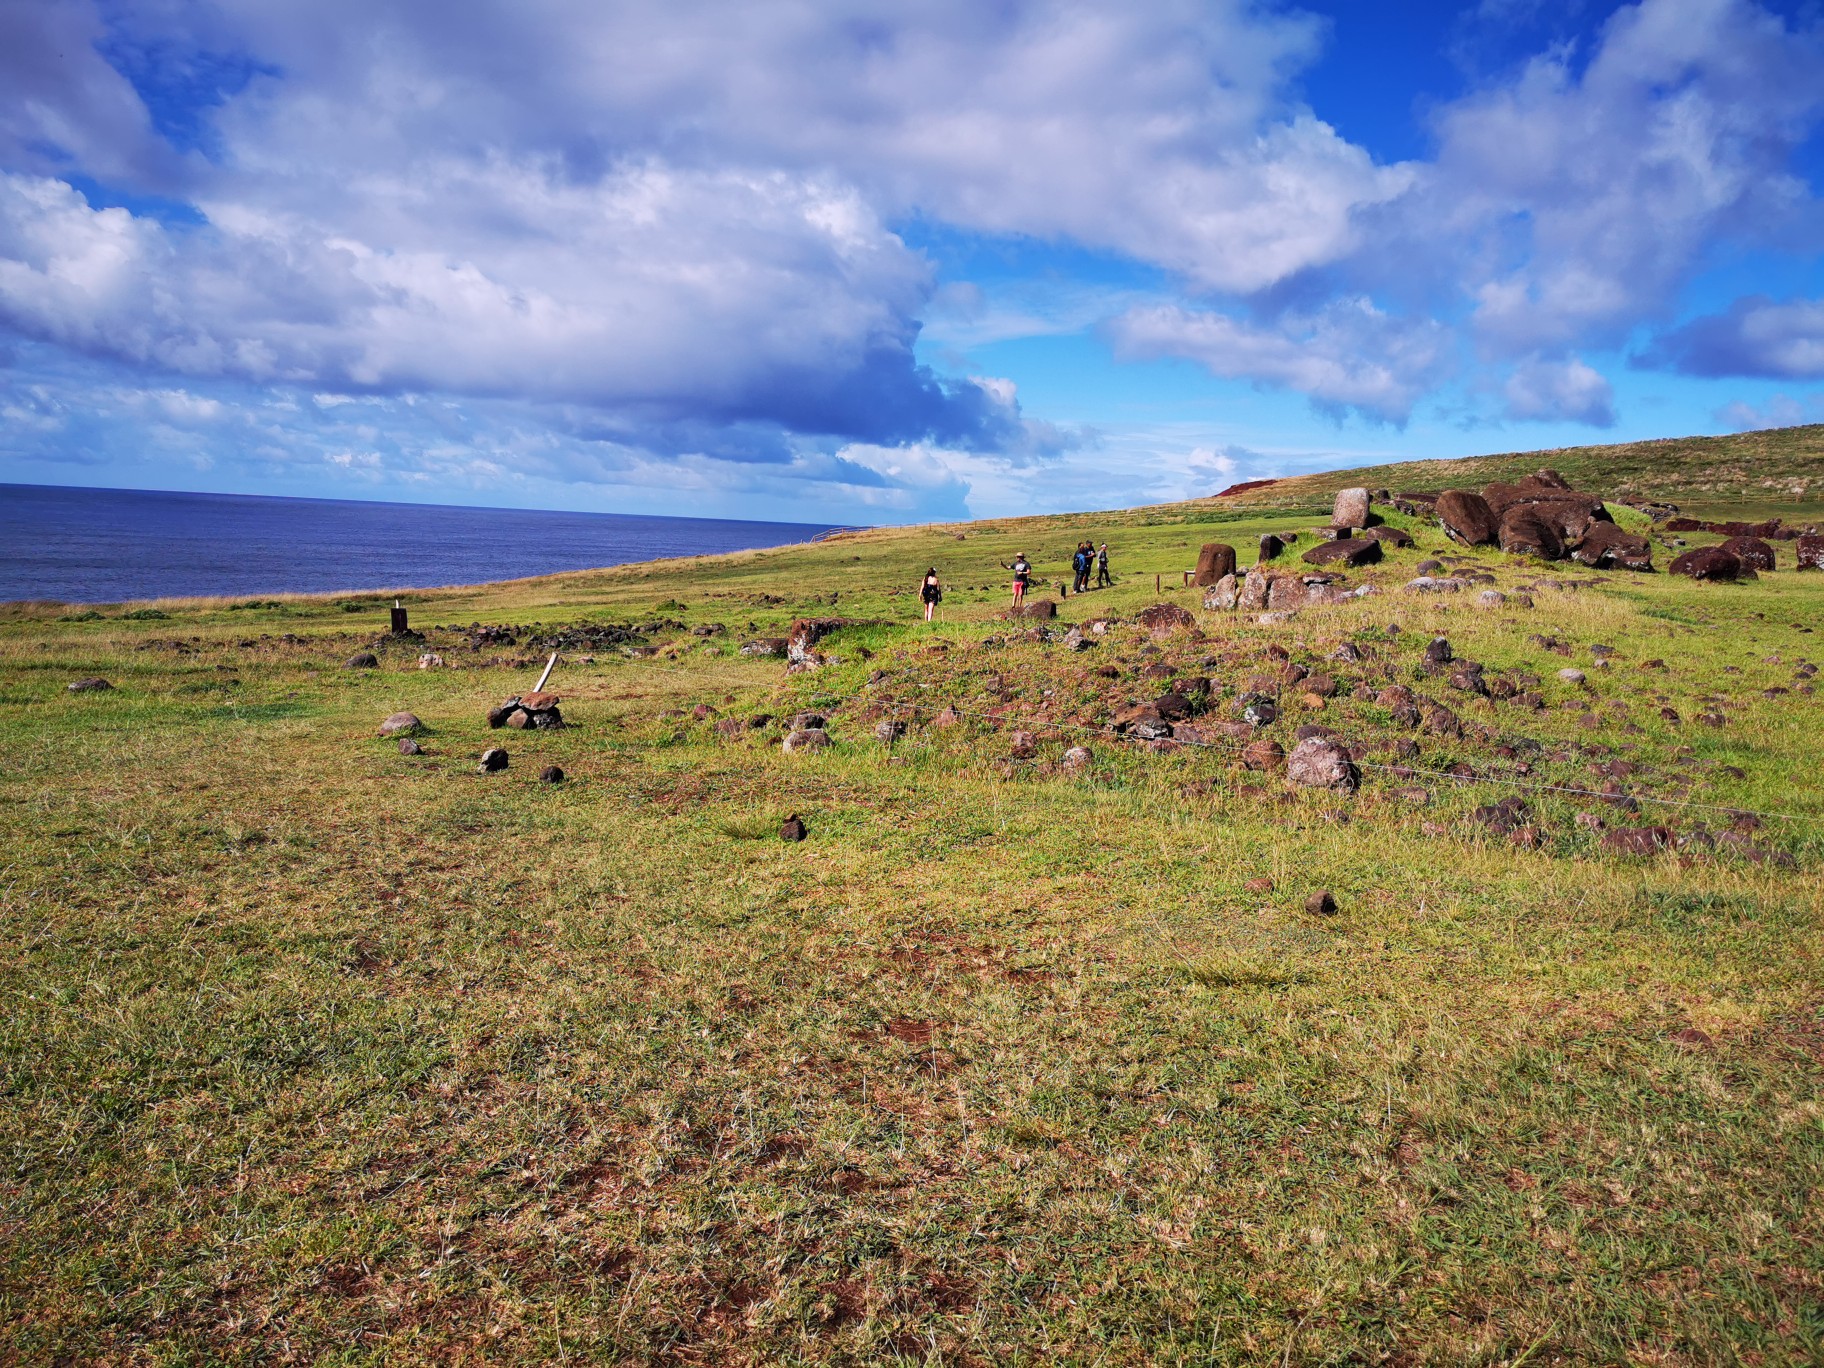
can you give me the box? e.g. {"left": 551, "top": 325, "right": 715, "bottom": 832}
{"left": 0, "top": 484, "right": 841, "bottom": 604}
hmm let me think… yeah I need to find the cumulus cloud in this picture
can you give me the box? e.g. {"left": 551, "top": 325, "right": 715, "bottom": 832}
{"left": 1643, "top": 296, "right": 1824, "bottom": 379}
{"left": 1108, "top": 299, "right": 1453, "bottom": 423}
{"left": 1501, "top": 356, "right": 1616, "bottom": 425}
{"left": 1417, "top": 0, "right": 1824, "bottom": 357}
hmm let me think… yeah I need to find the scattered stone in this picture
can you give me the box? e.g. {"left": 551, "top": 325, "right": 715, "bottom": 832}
{"left": 1572, "top": 521, "right": 1653, "bottom": 570}
{"left": 1245, "top": 876, "right": 1275, "bottom": 894}
{"left": 478, "top": 748, "right": 509, "bottom": 773}
{"left": 1005, "top": 598, "right": 1058, "bottom": 620}
{"left": 1424, "top": 636, "right": 1454, "bottom": 665}
{"left": 1601, "top": 825, "right": 1673, "bottom": 856}
{"left": 378, "top": 711, "right": 423, "bottom": 736}
{"left": 1136, "top": 602, "right": 1197, "bottom": 637}
{"left": 1477, "top": 590, "right": 1508, "bottom": 607}
{"left": 874, "top": 719, "right": 906, "bottom": 745}
{"left": 1406, "top": 576, "right": 1469, "bottom": 593}
{"left": 1286, "top": 737, "right": 1359, "bottom": 793}
{"left": 780, "top": 814, "right": 808, "bottom": 842}
{"left": 1421, "top": 705, "right": 1462, "bottom": 738}
{"left": 1258, "top": 533, "right": 1285, "bottom": 562}
{"left": 932, "top": 706, "right": 961, "bottom": 727}
{"left": 1305, "top": 889, "right": 1338, "bottom": 916}
{"left": 1239, "top": 699, "right": 1278, "bottom": 728}
{"left": 1797, "top": 535, "right": 1824, "bottom": 571}
{"left": 783, "top": 728, "right": 832, "bottom": 753}
{"left": 1061, "top": 745, "right": 1094, "bottom": 773}
{"left": 1008, "top": 730, "right": 1039, "bottom": 759}
{"left": 740, "top": 638, "right": 788, "bottom": 657}
{"left": 1669, "top": 546, "right": 1741, "bottom": 581}
{"left": 345, "top": 652, "right": 379, "bottom": 669}
{"left": 1668, "top": 1026, "right": 1715, "bottom": 1051}
{"left": 539, "top": 765, "right": 565, "bottom": 784}
{"left": 1194, "top": 543, "right": 1238, "bottom": 586}
{"left": 1241, "top": 738, "right": 1285, "bottom": 770}
{"left": 1557, "top": 668, "right": 1586, "bottom": 684}
{"left": 417, "top": 653, "right": 445, "bottom": 669}
{"left": 397, "top": 738, "right": 423, "bottom": 755}
{"left": 1362, "top": 526, "right": 1414, "bottom": 548}
{"left": 66, "top": 677, "right": 113, "bottom": 693}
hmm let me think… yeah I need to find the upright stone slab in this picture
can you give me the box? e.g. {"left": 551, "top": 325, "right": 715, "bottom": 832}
{"left": 1332, "top": 487, "right": 1371, "bottom": 530}
{"left": 1193, "top": 543, "right": 1237, "bottom": 586}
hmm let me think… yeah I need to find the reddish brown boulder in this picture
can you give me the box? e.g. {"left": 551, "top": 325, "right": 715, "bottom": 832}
{"left": 1361, "top": 526, "right": 1414, "bottom": 547}
{"left": 1136, "top": 602, "right": 1197, "bottom": 636}
{"left": 1719, "top": 536, "right": 1775, "bottom": 572}
{"left": 1572, "top": 521, "right": 1653, "bottom": 570}
{"left": 1194, "top": 543, "right": 1238, "bottom": 586}
{"left": 1498, "top": 505, "right": 1565, "bottom": 559}
{"left": 1601, "top": 825, "right": 1674, "bottom": 856}
{"left": 1257, "top": 533, "right": 1286, "bottom": 562}
{"left": 1798, "top": 535, "right": 1824, "bottom": 571}
{"left": 1669, "top": 547, "right": 1741, "bottom": 581}
{"left": 1286, "top": 737, "right": 1359, "bottom": 793}
{"left": 1436, "top": 490, "right": 1499, "bottom": 546}
{"left": 1003, "top": 598, "right": 1058, "bottom": 620}
{"left": 1241, "top": 738, "right": 1285, "bottom": 770}
{"left": 1302, "top": 538, "right": 1383, "bottom": 568}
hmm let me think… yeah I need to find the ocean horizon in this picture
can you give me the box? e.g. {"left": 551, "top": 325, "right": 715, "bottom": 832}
{"left": 0, "top": 483, "right": 845, "bottom": 605}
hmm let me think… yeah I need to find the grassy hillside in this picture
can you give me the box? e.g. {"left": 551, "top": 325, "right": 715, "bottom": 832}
{"left": 3, "top": 493, "right": 1823, "bottom": 1364}
{"left": 1209, "top": 423, "right": 1824, "bottom": 522}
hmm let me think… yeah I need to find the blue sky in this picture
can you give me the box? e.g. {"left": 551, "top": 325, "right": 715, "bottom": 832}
{"left": 2, "top": 0, "right": 1821, "bottom": 523}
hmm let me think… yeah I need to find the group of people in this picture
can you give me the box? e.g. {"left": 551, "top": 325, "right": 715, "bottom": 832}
{"left": 915, "top": 541, "right": 1111, "bottom": 620}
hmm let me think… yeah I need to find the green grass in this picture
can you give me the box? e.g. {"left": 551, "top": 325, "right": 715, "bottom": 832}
{"left": 2, "top": 492, "right": 1823, "bottom": 1364}
{"left": 1207, "top": 423, "right": 1824, "bottom": 522}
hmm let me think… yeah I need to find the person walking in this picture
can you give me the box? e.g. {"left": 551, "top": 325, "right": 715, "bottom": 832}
{"left": 1002, "top": 553, "right": 1032, "bottom": 610}
{"left": 919, "top": 566, "right": 942, "bottom": 622}
{"left": 1095, "top": 541, "right": 1112, "bottom": 587}
{"left": 1072, "top": 543, "right": 1090, "bottom": 594}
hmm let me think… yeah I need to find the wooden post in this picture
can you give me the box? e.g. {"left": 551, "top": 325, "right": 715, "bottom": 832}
{"left": 1155, "top": 572, "right": 1161, "bottom": 595}
{"left": 389, "top": 599, "right": 408, "bottom": 634}
{"left": 533, "top": 651, "right": 559, "bottom": 693}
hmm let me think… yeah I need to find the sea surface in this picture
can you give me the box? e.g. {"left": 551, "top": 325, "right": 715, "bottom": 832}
{"left": 0, "top": 484, "right": 842, "bottom": 604}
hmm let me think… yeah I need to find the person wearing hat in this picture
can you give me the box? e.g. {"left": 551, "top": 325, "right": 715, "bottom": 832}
{"left": 1001, "top": 553, "right": 1032, "bottom": 610}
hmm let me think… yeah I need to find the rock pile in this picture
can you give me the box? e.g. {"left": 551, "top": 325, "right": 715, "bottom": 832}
{"left": 1426, "top": 470, "right": 1651, "bottom": 569}
{"left": 488, "top": 690, "right": 566, "bottom": 729}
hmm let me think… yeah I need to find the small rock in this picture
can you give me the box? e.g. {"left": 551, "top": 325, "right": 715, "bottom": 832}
{"left": 1477, "top": 590, "right": 1507, "bottom": 607}
{"left": 539, "top": 765, "right": 565, "bottom": 784}
{"left": 1557, "top": 668, "right": 1586, "bottom": 684}
{"left": 345, "top": 652, "right": 379, "bottom": 669}
{"left": 1241, "top": 738, "right": 1285, "bottom": 770}
{"left": 1601, "top": 825, "right": 1673, "bottom": 856}
{"left": 66, "top": 677, "right": 113, "bottom": 692}
{"left": 874, "top": 718, "right": 906, "bottom": 744}
{"left": 1008, "top": 729, "right": 1039, "bottom": 759}
{"left": 478, "top": 748, "right": 509, "bottom": 773}
{"left": 1305, "top": 890, "right": 1338, "bottom": 916}
{"left": 1245, "top": 876, "right": 1275, "bottom": 895}
{"left": 1061, "top": 745, "right": 1094, "bottom": 773}
{"left": 780, "top": 814, "right": 808, "bottom": 842}
{"left": 417, "top": 653, "right": 445, "bottom": 669}
{"left": 783, "top": 728, "right": 832, "bottom": 753}
{"left": 397, "top": 738, "right": 423, "bottom": 755}
{"left": 1286, "top": 737, "right": 1359, "bottom": 793}
{"left": 378, "top": 711, "right": 423, "bottom": 736}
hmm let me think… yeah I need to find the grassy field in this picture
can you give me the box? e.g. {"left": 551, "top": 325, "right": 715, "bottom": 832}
{"left": 1207, "top": 424, "right": 1824, "bottom": 525}
{"left": 3, "top": 489, "right": 1823, "bottom": 1365}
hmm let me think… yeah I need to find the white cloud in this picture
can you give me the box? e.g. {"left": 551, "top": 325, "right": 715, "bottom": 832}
{"left": 1501, "top": 356, "right": 1617, "bottom": 425}
{"left": 1108, "top": 299, "right": 1454, "bottom": 423}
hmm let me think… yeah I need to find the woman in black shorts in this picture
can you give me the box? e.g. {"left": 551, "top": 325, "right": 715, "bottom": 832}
{"left": 920, "top": 566, "right": 942, "bottom": 622}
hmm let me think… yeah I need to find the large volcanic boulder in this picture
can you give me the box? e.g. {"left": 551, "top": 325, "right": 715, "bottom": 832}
{"left": 1361, "top": 526, "right": 1413, "bottom": 547}
{"left": 1798, "top": 535, "right": 1824, "bottom": 571}
{"left": 1194, "top": 543, "right": 1238, "bottom": 586}
{"left": 1302, "top": 538, "right": 1382, "bottom": 568}
{"left": 1498, "top": 505, "right": 1565, "bottom": 559}
{"left": 1669, "top": 547, "right": 1742, "bottom": 581}
{"left": 1004, "top": 599, "right": 1058, "bottom": 620}
{"left": 1203, "top": 573, "right": 1240, "bottom": 610}
{"left": 1257, "top": 533, "right": 1286, "bottom": 563}
{"left": 788, "top": 617, "right": 847, "bottom": 667}
{"left": 1572, "top": 521, "right": 1653, "bottom": 570}
{"left": 1719, "top": 536, "right": 1775, "bottom": 572}
{"left": 1436, "top": 490, "right": 1499, "bottom": 546}
{"left": 1332, "top": 487, "right": 1371, "bottom": 529}
{"left": 1238, "top": 571, "right": 1273, "bottom": 612}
